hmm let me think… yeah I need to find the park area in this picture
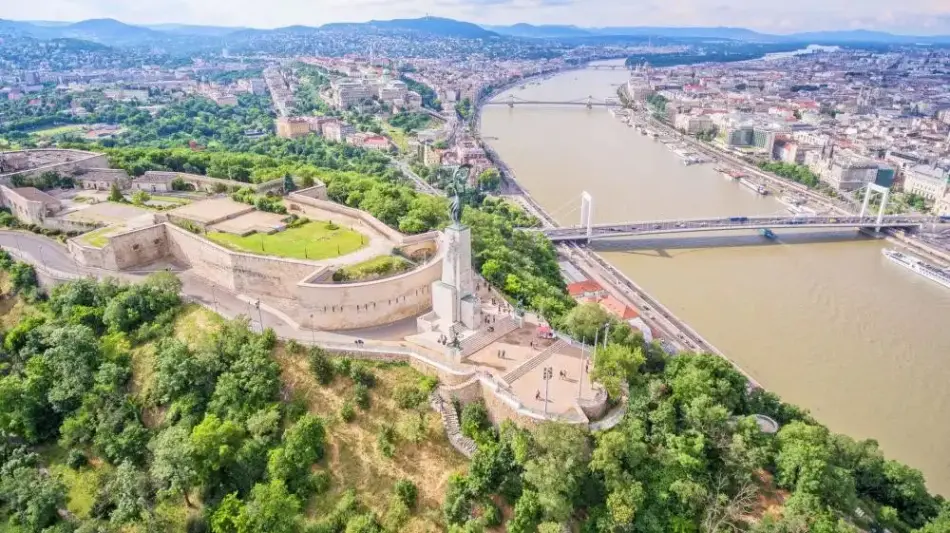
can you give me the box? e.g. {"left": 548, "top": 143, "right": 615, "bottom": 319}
{"left": 207, "top": 220, "right": 367, "bottom": 260}
{"left": 29, "top": 124, "right": 85, "bottom": 137}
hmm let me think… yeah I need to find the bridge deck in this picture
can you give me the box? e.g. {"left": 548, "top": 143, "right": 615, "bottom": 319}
{"left": 539, "top": 215, "right": 928, "bottom": 241}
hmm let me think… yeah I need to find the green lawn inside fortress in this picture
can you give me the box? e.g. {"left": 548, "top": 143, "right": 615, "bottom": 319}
{"left": 207, "top": 221, "right": 366, "bottom": 260}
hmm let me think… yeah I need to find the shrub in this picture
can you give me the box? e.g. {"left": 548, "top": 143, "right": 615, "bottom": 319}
{"left": 327, "top": 221, "right": 339, "bottom": 230}
{"left": 393, "top": 384, "right": 428, "bottom": 410}
{"left": 349, "top": 364, "right": 376, "bottom": 388}
{"left": 396, "top": 412, "right": 427, "bottom": 443}
{"left": 310, "top": 348, "right": 335, "bottom": 385}
{"left": 332, "top": 357, "right": 352, "bottom": 376}
{"left": 481, "top": 500, "right": 501, "bottom": 528}
{"left": 394, "top": 480, "right": 418, "bottom": 509}
{"left": 340, "top": 401, "right": 356, "bottom": 422}
{"left": 460, "top": 401, "right": 491, "bottom": 440}
{"left": 260, "top": 328, "right": 277, "bottom": 349}
{"left": 311, "top": 470, "right": 332, "bottom": 495}
{"left": 383, "top": 497, "right": 410, "bottom": 532}
{"left": 286, "top": 339, "right": 304, "bottom": 355}
{"left": 131, "top": 190, "right": 151, "bottom": 205}
{"left": 67, "top": 449, "right": 88, "bottom": 469}
{"left": 354, "top": 383, "right": 370, "bottom": 410}
{"left": 377, "top": 426, "right": 396, "bottom": 458}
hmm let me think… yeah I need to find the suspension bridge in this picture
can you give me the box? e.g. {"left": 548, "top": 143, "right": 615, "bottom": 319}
{"left": 525, "top": 189, "right": 932, "bottom": 244}
{"left": 484, "top": 95, "right": 622, "bottom": 109}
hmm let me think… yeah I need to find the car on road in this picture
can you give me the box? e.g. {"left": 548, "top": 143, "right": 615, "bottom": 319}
{"left": 653, "top": 224, "right": 661, "bottom": 229}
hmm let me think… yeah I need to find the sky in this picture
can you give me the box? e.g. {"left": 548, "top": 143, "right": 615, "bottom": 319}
{"left": 2, "top": 0, "right": 950, "bottom": 35}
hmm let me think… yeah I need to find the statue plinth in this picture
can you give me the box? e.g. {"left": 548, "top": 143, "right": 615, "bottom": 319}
{"left": 430, "top": 223, "right": 481, "bottom": 331}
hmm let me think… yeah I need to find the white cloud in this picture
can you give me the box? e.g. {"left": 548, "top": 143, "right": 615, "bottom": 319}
{"left": 2, "top": 0, "right": 949, "bottom": 34}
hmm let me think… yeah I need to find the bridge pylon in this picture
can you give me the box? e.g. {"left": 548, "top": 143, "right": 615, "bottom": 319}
{"left": 507, "top": 94, "right": 515, "bottom": 108}
{"left": 859, "top": 183, "right": 890, "bottom": 232}
{"left": 580, "top": 191, "right": 593, "bottom": 243}
{"left": 586, "top": 96, "right": 593, "bottom": 110}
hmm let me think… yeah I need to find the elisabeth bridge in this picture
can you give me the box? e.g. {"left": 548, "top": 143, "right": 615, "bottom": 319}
{"left": 530, "top": 188, "right": 931, "bottom": 244}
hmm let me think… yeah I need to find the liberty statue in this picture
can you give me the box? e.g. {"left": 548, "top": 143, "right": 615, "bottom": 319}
{"left": 446, "top": 164, "right": 471, "bottom": 226}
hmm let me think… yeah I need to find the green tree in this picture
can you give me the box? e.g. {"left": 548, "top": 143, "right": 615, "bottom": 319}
{"left": 522, "top": 423, "right": 591, "bottom": 523}
{"left": 591, "top": 343, "right": 645, "bottom": 398}
{"left": 238, "top": 480, "right": 301, "bottom": 533}
{"left": 149, "top": 424, "right": 198, "bottom": 506}
{"left": 104, "top": 461, "right": 152, "bottom": 524}
{"left": 476, "top": 168, "right": 501, "bottom": 191}
{"left": 283, "top": 174, "right": 296, "bottom": 193}
{"left": 0, "top": 463, "right": 66, "bottom": 533}
{"left": 108, "top": 182, "right": 124, "bottom": 202}
{"left": 131, "top": 189, "right": 151, "bottom": 205}
{"left": 267, "top": 414, "right": 326, "bottom": 495}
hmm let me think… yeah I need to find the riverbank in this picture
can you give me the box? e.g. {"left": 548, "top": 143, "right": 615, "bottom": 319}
{"left": 623, "top": 100, "right": 950, "bottom": 267}
{"left": 472, "top": 71, "right": 758, "bottom": 381}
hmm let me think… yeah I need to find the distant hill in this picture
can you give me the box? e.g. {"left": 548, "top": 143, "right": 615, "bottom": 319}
{"left": 368, "top": 17, "right": 497, "bottom": 38}
{"left": 485, "top": 23, "right": 592, "bottom": 38}
{"left": 783, "top": 29, "right": 950, "bottom": 44}
{"left": 55, "top": 18, "right": 164, "bottom": 45}
{"left": 146, "top": 23, "right": 247, "bottom": 37}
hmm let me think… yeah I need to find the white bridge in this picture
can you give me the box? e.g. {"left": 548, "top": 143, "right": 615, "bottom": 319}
{"left": 535, "top": 188, "right": 930, "bottom": 243}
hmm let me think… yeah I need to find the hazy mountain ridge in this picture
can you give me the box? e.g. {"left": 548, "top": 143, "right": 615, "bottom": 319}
{"left": 1, "top": 17, "right": 949, "bottom": 47}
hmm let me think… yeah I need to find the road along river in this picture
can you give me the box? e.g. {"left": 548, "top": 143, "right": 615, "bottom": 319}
{"left": 481, "top": 63, "right": 950, "bottom": 494}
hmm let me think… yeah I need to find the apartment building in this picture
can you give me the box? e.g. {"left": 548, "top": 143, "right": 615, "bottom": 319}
{"left": 903, "top": 164, "right": 949, "bottom": 199}
{"left": 332, "top": 78, "right": 375, "bottom": 109}
{"left": 674, "top": 113, "right": 714, "bottom": 134}
{"left": 276, "top": 117, "right": 311, "bottom": 139}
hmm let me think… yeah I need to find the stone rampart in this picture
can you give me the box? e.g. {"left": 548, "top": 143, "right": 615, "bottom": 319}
{"left": 294, "top": 251, "right": 442, "bottom": 330}
{"left": 0, "top": 149, "right": 108, "bottom": 183}
{"left": 165, "top": 224, "right": 237, "bottom": 290}
{"left": 287, "top": 193, "right": 403, "bottom": 243}
{"left": 107, "top": 224, "right": 170, "bottom": 270}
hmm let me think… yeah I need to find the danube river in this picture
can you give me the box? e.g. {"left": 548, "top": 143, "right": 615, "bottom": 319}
{"left": 481, "top": 63, "right": 950, "bottom": 494}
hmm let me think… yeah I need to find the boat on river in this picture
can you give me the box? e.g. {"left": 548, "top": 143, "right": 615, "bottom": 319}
{"left": 882, "top": 249, "right": 950, "bottom": 290}
{"left": 739, "top": 178, "right": 768, "bottom": 195}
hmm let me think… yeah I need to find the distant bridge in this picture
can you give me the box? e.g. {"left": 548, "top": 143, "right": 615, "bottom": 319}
{"left": 484, "top": 95, "right": 621, "bottom": 109}
{"left": 585, "top": 64, "right": 629, "bottom": 71}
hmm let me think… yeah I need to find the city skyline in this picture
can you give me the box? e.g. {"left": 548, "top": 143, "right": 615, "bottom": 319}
{"left": 2, "top": 0, "right": 950, "bottom": 36}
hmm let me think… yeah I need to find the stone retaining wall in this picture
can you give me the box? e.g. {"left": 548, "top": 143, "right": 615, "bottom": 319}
{"left": 287, "top": 192, "right": 403, "bottom": 243}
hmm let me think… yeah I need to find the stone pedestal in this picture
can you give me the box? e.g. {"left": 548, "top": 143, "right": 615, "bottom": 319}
{"left": 424, "top": 223, "right": 482, "bottom": 334}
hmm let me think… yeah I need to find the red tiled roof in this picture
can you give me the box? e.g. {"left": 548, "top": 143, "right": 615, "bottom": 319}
{"left": 566, "top": 279, "right": 604, "bottom": 297}
{"left": 599, "top": 295, "right": 639, "bottom": 321}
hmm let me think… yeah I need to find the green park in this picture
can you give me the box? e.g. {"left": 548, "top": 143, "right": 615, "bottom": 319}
{"left": 206, "top": 220, "right": 366, "bottom": 260}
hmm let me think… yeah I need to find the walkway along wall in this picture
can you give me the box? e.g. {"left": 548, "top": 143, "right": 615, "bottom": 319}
{"left": 72, "top": 221, "right": 444, "bottom": 331}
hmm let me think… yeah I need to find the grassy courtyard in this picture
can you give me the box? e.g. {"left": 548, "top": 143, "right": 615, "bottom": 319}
{"left": 333, "top": 255, "right": 411, "bottom": 282}
{"left": 30, "top": 124, "right": 85, "bottom": 137}
{"left": 207, "top": 221, "right": 366, "bottom": 260}
{"left": 79, "top": 226, "right": 120, "bottom": 248}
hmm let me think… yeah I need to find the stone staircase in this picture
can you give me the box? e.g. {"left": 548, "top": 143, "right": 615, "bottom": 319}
{"left": 502, "top": 339, "right": 567, "bottom": 385}
{"left": 430, "top": 392, "right": 477, "bottom": 458}
{"left": 459, "top": 316, "right": 518, "bottom": 357}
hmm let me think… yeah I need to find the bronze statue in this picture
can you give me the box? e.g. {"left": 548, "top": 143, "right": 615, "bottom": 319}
{"left": 447, "top": 164, "right": 471, "bottom": 225}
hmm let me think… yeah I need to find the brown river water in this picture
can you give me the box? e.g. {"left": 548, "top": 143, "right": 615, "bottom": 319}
{"left": 480, "top": 63, "right": 950, "bottom": 494}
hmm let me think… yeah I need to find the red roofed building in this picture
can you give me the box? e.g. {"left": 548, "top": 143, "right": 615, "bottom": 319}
{"left": 599, "top": 295, "right": 639, "bottom": 321}
{"left": 567, "top": 280, "right": 606, "bottom": 301}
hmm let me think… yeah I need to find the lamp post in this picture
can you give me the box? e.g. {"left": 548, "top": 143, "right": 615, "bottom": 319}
{"left": 210, "top": 282, "right": 219, "bottom": 313}
{"left": 255, "top": 300, "right": 264, "bottom": 334}
{"left": 310, "top": 313, "right": 315, "bottom": 345}
{"left": 542, "top": 367, "right": 553, "bottom": 415}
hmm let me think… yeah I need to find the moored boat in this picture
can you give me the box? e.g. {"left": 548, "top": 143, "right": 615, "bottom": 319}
{"left": 882, "top": 249, "right": 950, "bottom": 290}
